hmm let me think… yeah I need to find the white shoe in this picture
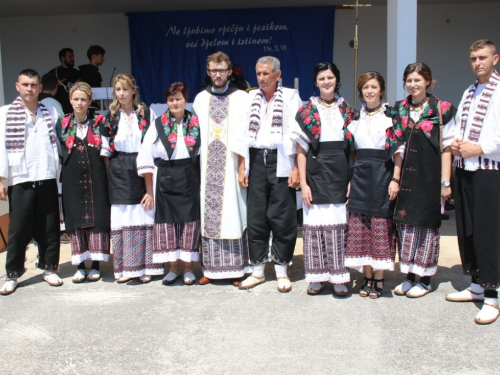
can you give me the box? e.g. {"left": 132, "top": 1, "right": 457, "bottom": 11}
{"left": 139, "top": 275, "right": 152, "bottom": 284}
{"left": 333, "top": 283, "right": 348, "bottom": 296}
{"left": 475, "top": 302, "right": 500, "bottom": 325}
{"left": 87, "top": 269, "right": 101, "bottom": 282}
{"left": 116, "top": 277, "right": 131, "bottom": 283}
{"left": 394, "top": 279, "right": 414, "bottom": 296}
{"left": 0, "top": 278, "right": 18, "bottom": 295}
{"left": 307, "top": 282, "right": 323, "bottom": 295}
{"left": 446, "top": 287, "right": 484, "bottom": 302}
{"left": 406, "top": 282, "right": 432, "bottom": 298}
{"left": 183, "top": 271, "right": 196, "bottom": 285}
{"left": 43, "top": 271, "right": 63, "bottom": 286}
{"left": 277, "top": 277, "right": 292, "bottom": 293}
{"left": 162, "top": 271, "right": 179, "bottom": 285}
{"left": 238, "top": 274, "right": 266, "bottom": 290}
{"left": 72, "top": 269, "right": 87, "bottom": 283}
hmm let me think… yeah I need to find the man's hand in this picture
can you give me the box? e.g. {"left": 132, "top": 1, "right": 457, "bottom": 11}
{"left": 0, "top": 181, "right": 7, "bottom": 201}
{"left": 458, "top": 141, "right": 483, "bottom": 159}
{"left": 451, "top": 138, "right": 461, "bottom": 156}
{"left": 288, "top": 166, "right": 300, "bottom": 189}
{"left": 238, "top": 171, "right": 249, "bottom": 189}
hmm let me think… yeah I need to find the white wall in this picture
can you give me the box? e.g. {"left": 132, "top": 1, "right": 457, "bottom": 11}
{"left": 1, "top": 3, "right": 500, "bottom": 107}
{"left": 334, "top": 3, "right": 500, "bottom": 107}
{"left": 0, "top": 13, "right": 130, "bottom": 104}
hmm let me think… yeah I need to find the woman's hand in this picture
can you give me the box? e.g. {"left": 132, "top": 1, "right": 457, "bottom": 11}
{"left": 141, "top": 192, "right": 154, "bottom": 211}
{"left": 345, "top": 182, "right": 351, "bottom": 206}
{"left": 441, "top": 186, "right": 452, "bottom": 199}
{"left": 301, "top": 184, "right": 313, "bottom": 209}
{"left": 388, "top": 181, "right": 400, "bottom": 201}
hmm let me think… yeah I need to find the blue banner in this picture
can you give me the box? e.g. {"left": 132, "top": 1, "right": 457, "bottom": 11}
{"left": 129, "top": 7, "right": 335, "bottom": 104}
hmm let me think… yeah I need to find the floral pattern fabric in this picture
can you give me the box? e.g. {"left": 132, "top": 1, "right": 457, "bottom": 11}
{"left": 159, "top": 109, "right": 200, "bottom": 154}
{"left": 296, "top": 97, "right": 358, "bottom": 150}
{"left": 386, "top": 94, "right": 454, "bottom": 151}
{"left": 102, "top": 107, "right": 149, "bottom": 153}
{"left": 59, "top": 112, "right": 106, "bottom": 154}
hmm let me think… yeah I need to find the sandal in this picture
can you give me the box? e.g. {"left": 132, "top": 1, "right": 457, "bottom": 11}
{"left": 358, "top": 277, "right": 373, "bottom": 297}
{"left": 369, "top": 278, "right": 384, "bottom": 299}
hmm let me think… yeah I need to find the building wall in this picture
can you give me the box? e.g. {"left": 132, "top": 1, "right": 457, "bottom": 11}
{"left": 1, "top": 3, "right": 499, "bottom": 107}
{"left": 0, "top": 13, "right": 131, "bottom": 105}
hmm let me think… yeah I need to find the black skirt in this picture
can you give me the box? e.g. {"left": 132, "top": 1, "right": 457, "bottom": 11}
{"left": 347, "top": 149, "right": 395, "bottom": 218}
{"left": 108, "top": 152, "right": 146, "bottom": 205}
{"left": 154, "top": 156, "right": 200, "bottom": 224}
{"left": 307, "top": 141, "right": 349, "bottom": 205}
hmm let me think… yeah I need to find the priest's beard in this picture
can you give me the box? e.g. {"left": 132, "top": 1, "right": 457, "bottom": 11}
{"left": 212, "top": 77, "right": 228, "bottom": 90}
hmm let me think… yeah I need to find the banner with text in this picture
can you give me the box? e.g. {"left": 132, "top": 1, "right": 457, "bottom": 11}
{"left": 129, "top": 7, "right": 335, "bottom": 103}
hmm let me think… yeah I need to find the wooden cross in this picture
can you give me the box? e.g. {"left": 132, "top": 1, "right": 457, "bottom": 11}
{"left": 343, "top": 0, "right": 372, "bottom": 107}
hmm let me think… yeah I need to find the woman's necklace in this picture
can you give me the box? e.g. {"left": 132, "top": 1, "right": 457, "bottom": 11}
{"left": 318, "top": 97, "right": 337, "bottom": 107}
{"left": 121, "top": 109, "right": 135, "bottom": 137}
{"left": 410, "top": 96, "right": 429, "bottom": 111}
{"left": 76, "top": 115, "right": 88, "bottom": 139}
{"left": 365, "top": 104, "right": 383, "bottom": 116}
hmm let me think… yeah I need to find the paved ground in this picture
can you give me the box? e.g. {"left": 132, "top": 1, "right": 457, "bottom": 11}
{"left": 0, "top": 209, "right": 499, "bottom": 375}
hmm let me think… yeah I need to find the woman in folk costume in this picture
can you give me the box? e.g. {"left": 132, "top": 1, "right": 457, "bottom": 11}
{"left": 100, "top": 74, "right": 163, "bottom": 283}
{"left": 137, "top": 82, "right": 201, "bottom": 285}
{"left": 391, "top": 62, "right": 457, "bottom": 298}
{"left": 344, "top": 72, "right": 403, "bottom": 298}
{"left": 56, "top": 82, "right": 110, "bottom": 283}
{"left": 291, "top": 62, "right": 357, "bottom": 296}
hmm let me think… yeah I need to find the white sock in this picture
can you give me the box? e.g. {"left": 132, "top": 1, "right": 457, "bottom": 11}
{"left": 470, "top": 283, "right": 485, "bottom": 294}
{"left": 274, "top": 263, "right": 288, "bottom": 278}
{"left": 484, "top": 297, "right": 499, "bottom": 307}
{"left": 252, "top": 264, "right": 265, "bottom": 278}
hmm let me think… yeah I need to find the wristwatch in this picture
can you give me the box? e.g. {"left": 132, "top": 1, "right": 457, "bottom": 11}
{"left": 441, "top": 181, "right": 451, "bottom": 188}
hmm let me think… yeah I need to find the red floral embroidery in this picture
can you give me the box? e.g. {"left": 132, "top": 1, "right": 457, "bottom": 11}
{"left": 65, "top": 135, "right": 75, "bottom": 150}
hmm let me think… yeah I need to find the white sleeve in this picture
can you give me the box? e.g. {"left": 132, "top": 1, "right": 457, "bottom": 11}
{"left": 136, "top": 124, "right": 157, "bottom": 176}
{"left": 442, "top": 115, "right": 457, "bottom": 148}
{"left": 283, "top": 89, "right": 302, "bottom": 156}
{"left": 100, "top": 136, "right": 112, "bottom": 157}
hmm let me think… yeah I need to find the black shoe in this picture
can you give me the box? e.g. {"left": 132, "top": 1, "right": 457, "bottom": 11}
{"left": 441, "top": 214, "right": 449, "bottom": 220}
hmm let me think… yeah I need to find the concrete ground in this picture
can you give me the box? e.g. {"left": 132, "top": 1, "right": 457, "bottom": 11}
{"left": 0, "top": 209, "right": 499, "bottom": 375}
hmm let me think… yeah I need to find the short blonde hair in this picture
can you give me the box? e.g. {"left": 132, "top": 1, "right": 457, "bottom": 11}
{"left": 69, "top": 81, "right": 92, "bottom": 100}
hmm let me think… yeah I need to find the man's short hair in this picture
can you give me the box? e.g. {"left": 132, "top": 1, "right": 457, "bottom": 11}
{"left": 206, "top": 51, "right": 232, "bottom": 69}
{"left": 256, "top": 56, "right": 280, "bottom": 73}
{"left": 470, "top": 39, "right": 497, "bottom": 55}
{"left": 41, "top": 74, "right": 58, "bottom": 91}
{"left": 58, "top": 48, "right": 73, "bottom": 62}
{"left": 18, "top": 69, "right": 41, "bottom": 83}
{"left": 87, "top": 45, "right": 106, "bottom": 60}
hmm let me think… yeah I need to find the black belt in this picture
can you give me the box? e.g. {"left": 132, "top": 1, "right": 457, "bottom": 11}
{"left": 249, "top": 148, "right": 278, "bottom": 154}
{"left": 154, "top": 157, "right": 193, "bottom": 168}
{"left": 250, "top": 148, "right": 278, "bottom": 166}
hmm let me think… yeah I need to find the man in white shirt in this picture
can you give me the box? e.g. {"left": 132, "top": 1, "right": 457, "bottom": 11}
{"left": 0, "top": 69, "right": 63, "bottom": 295}
{"left": 239, "top": 56, "right": 301, "bottom": 292}
{"left": 446, "top": 39, "right": 500, "bottom": 324}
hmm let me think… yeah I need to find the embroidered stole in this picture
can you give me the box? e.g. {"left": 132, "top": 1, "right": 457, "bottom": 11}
{"left": 6, "top": 97, "right": 57, "bottom": 166}
{"left": 459, "top": 70, "right": 500, "bottom": 142}
{"left": 248, "top": 86, "right": 283, "bottom": 146}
